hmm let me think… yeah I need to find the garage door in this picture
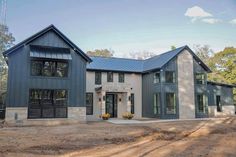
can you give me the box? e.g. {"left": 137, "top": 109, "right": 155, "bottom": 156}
{"left": 28, "top": 89, "right": 68, "bottom": 118}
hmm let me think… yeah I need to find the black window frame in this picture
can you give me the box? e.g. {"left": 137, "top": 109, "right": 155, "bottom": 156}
{"left": 107, "top": 72, "right": 113, "bottom": 82}
{"left": 31, "top": 59, "right": 69, "bottom": 78}
{"left": 195, "top": 73, "right": 205, "bottom": 85}
{"left": 165, "top": 71, "right": 175, "bottom": 83}
{"left": 165, "top": 92, "right": 176, "bottom": 114}
{"left": 154, "top": 93, "right": 161, "bottom": 115}
{"left": 95, "top": 72, "right": 102, "bottom": 85}
{"left": 28, "top": 89, "right": 68, "bottom": 119}
{"left": 154, "top": 72, "right": 161, "bottom": 84}
{"left": 118, "top": 73, "right": 125, "bottom": 83}
{"left": 86, "top": 93, "right": 93, "bottom": 115}
{"left": 131, "top": 93, "right": 134, "bottom": 114}
{"left": 197, "top": 94, "right": 206, "bottom": 113}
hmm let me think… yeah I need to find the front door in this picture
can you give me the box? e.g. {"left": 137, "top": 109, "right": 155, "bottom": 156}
{"left": 106, "top": 94, "right": 117, "bottom": 117}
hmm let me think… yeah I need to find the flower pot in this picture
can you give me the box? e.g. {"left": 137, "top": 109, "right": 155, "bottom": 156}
{"left": 102, "top": 117, "right": 109, "bottom": 120}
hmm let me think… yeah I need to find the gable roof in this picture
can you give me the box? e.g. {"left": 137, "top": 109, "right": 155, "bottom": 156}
{"left": 2, "top": 24, "right": 92, "bottom": 62}
{"left": 87, "top": 45, "right": 212, "bottom": 73}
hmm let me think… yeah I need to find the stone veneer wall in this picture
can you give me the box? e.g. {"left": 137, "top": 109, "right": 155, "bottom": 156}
{"left": 5, "top": 107, "right": 86, "bottom": 126}
{"left": 208, "top": 106, "right": 235, "bottom": 117}
{"left": 177, "top": 50, "right": 195, "bottom": 119}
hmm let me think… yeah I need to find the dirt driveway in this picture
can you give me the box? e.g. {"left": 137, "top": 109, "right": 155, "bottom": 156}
{"left": 0, "top": 117, "right": 236, "bottom": 157}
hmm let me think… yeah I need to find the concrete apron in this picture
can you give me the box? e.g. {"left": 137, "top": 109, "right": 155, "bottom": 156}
{"left": 106, "top": 117, "right": 230, "bottom": 125}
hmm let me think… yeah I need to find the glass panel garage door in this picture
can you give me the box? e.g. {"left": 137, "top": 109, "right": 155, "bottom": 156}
{"left": 28, "top": 89, "right": 68, "bottom": 118}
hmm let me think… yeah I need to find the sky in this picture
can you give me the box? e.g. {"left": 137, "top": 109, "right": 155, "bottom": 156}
{"left": 4, "top": 0, "right": 236, "bottom": 57}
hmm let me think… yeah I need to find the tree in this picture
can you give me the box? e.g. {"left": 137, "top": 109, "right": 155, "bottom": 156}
{"left": 0, "top": 24, "right": 15, "bottom": 95}
{"left": 86, "top": 49, "right": 114, "bottom": 57}
{"left": 206, "top": 47, "right": 236, "bottom": 102}
{"left": 129, "top": 51, "right": 156, "bottom": 60}
{"left": 171, "top": 45, "right": 176, "bottom": 50}
{"left": 193, "top": 44, "right": 214, "bottom": 64}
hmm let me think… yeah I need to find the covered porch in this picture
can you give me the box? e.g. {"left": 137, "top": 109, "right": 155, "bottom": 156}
{"left": 95, "top": 83, "right": 132, "bottom": 118}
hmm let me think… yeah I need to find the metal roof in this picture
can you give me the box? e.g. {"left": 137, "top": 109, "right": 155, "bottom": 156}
{"left": 87, "top": 45, "right": 211, "bottom": 73}
{"left": 87, "top": 56, "right": 143, "bottom": 73}
{"left": 207, "top": 81, "right": 236, "bottom": 88}
{"left": 30, "top": 45, "right": 72, "bottom": 60}
{"left": 2, "top": 24, "right": 92, "bottom": 62}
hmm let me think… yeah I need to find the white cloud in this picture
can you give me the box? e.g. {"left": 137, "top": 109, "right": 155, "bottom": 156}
{"left": 202, "top": 18, "right": 221, "bottom": 24}
{"left": 185, "top": 6, "right": 212, "bottom": 19}
{"left": 229, "top": 19, "right": 236, "bottom": 25}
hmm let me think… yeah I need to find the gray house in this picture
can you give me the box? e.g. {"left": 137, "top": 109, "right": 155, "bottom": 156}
{"left": 2, "top": 25, "right": 235, "bottom": 124}
{"left": 3, "top": 25, "right": 91, "bottom": 123}
{"left": 86, "top": 47, "right": 235, "bottom": 120}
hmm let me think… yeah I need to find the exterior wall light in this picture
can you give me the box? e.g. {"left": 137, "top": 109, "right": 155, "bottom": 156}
{"left": 99, "top": 98, "right": 101, "bottom": 102}
{"left": 119, "top": 98, "right": 122, "bottom": 102}
{"left": 128, "top": 96, "right": 131, "bottom": 101}
{"left": 103, "top": 96, "right": 106, "bottom": 101}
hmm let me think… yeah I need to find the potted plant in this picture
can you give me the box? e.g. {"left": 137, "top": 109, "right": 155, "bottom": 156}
{"left": 100, "top": 113, "right": 111, "bottom": 120}
{"left": 122, "top": 112, "right": 134, "bottom": 120}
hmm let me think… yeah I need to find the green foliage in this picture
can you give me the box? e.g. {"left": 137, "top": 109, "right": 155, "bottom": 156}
{"left": 171, "top": 45, "right": 176, "bottom": 50}
{"left": 87, "top": 49, "right": 114, "bottom": 57}
{"left": 0, "top": 24, "right": 15, "bottom": 95}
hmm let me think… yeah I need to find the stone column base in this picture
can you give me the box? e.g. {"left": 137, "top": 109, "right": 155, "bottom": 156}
{"left": 4, "top": 107, "right": 87, "bottom": 126}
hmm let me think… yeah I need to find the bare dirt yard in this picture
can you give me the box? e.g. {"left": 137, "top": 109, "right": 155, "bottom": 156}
{"left": 0, "top": 117, "right": 236, "bottom": 157}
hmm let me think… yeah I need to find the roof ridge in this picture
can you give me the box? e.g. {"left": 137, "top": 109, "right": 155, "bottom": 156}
{"left": 91, "top": 56, "right": 144, "bottom": 61}
{"left": 144, "top": 45, "right": 186, "bottom": 61}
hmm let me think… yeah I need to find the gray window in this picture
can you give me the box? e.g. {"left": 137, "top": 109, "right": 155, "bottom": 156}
{"left": 165, "top": 71, "right": 175, "bottom": 83}
{"left": 197, "top": 94, "right": 206, "bottom": 113}
{"left": 107, "top": 72, "right": 113, "bottom": 82}
{"left": 31, "top": 60, "right": 68, "bottom": 77}
{"left": 119, "top": 73, "right": 125, "bottom": 83}
{"left": 86, "top": 93, "right": 93, "bottom": 115}
{"left": 166, "top": 93, "right": 176, "bottom": 114}
{"left": 31, "top": 61, "right": 43, "bottom": 76}
{"left": 95, "top": 72, "right": 102, "bottom": 85}
{"left": 131, "top": 93, "right": 134, "bottom": 114}
{"left": 154, "top": 93, "right": 161, "bottom": 115}
{"left": 195, "top": 73, "right": 205, "bottom": 84}
{"left": 154, "top": 72, "right": 160, "bottom": 83}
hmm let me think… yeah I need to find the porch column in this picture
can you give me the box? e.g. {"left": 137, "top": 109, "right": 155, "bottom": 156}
{"left": 127, "top": 92, "right": 131, "bottom": 112}
{"left": 101, "top": 91, "right": 106, "bottom": 114}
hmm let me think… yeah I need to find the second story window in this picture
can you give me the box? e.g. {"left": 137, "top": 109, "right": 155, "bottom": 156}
{"left": 118, "top": 73, "right": 125, "bottom": 83}
{"left": 31, "top": 60, "right": 68, "bottom": 77}
{"left": 95, "top": 72, "right": 102, "bottom": 85}
{"left": 154, "top": 72, "right": 160, "bottom": 83}
{"left": 107, "top": 72, "right": 113, "bottom": 82}
{"left": 165, "top": 71, "right": 175, "bottom": 83}
{"left": 195, "top": 73, "right": 205, "bottom": 84}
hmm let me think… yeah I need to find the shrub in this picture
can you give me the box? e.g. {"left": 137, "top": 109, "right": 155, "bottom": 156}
{"left": 122, "top": 112, "right": 134, "bottom": 120}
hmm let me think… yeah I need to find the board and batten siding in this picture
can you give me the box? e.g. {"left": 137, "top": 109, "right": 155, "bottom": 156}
{"left": 142, "top": 58, "right": 179, "bottom": 119}
{"left": 6, "top": 30, "right": 87, "bottom": 108}
{"left": 207, "top": 84, "right": 235, "bottom": 116}
{"left": 193, "top": 59, "right": 208, "bottom": 118}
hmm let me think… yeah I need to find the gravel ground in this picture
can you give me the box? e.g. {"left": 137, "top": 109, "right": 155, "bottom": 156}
{"left": 0, "top": 117, "right": 235, "bottom": 157}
